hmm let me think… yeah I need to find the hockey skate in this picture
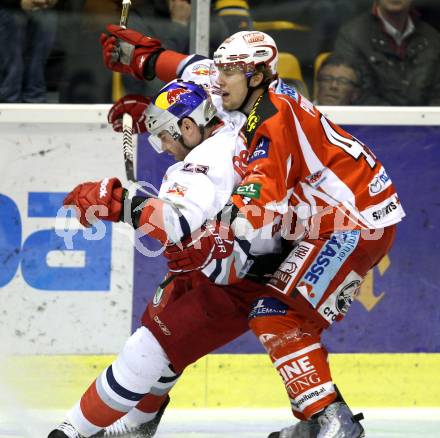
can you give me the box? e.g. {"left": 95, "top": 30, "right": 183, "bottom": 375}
{"left": 267, "top": 402, "right": 364, "bottom": 438}
{"left": 99, "top": 395, "right": 170, "bottom": 437}
{"left": 267, "top": 418, "right": 320, "bottom": 438}
{"left": 47, "top": 421, "right": 86, "bottom": 438}
{"left": 315, "top": 402, "right": 364, "bottom": 438}
{"left": 48, "top": 396, "right": 169, "bottom": 438}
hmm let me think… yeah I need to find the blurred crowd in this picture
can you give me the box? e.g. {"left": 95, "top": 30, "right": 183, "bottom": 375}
{"left": 1, "top": 0, "right": 439, "bottom": 105}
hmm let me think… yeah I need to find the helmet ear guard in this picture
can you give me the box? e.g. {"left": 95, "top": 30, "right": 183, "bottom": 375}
{"left": 145, "top": 79, "right": 218, "bottom": 153}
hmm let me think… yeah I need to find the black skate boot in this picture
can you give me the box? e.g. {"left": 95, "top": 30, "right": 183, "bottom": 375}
{"left": 48, "top": 422, "right": 86, "bottom": 438}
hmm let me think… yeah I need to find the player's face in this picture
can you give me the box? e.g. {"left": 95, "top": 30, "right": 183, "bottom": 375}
{"left": 158, "top": 131, "right": 189, "bottom": 161}
{"left": 216, "top": 67, "right": 249, "bottom": 110}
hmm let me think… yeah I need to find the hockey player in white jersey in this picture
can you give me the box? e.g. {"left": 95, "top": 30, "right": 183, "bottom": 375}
{"left": 48, "top": 75, "right": 285, "bottom": 437}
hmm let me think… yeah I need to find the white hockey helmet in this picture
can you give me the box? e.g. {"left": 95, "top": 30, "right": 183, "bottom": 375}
{"left": 213, "top": 31, "right": 278, "bottom": 77}
{"left": 146, "top": 79, "right": 217, "bottom": 153}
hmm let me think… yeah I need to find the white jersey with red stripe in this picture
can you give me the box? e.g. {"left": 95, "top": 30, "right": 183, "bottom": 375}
{"left": 155, "top": 57, "right": 248, "bottom": 243}
{"left": 158, "top": 120, "right": 247, "bottom": 243}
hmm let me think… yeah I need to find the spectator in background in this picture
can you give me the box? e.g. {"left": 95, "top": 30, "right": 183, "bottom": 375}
{"left": 213, "top": 0, "right": 254, "bottom": 34}
{"left": 0, "top": 0, "right": 58, "bottom": 103}
{"left": 333, "top": 0, "right": 440, "bottom": 105}
{"left": 315, "top": 54, "right": 361, "bottom": 105}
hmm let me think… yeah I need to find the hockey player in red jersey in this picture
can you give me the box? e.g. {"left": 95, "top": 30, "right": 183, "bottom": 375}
{"left": 161, "top": 32, "right": 405, "bottom": 437}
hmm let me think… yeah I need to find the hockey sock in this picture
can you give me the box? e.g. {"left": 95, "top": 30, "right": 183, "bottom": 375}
{"left": 249, "top": 302, "right": 337, "bottom": 420}
{"left": 67, "top": 327, "right": 170, "bottom": 436}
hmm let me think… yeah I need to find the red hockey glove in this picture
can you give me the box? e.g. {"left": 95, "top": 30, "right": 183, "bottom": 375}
{"left": 63, "top": 177, "right": 124, "bottom": 227}
{"left": 108, "top": 94, "right": 151, "bottom": 133}
{"left": 100, "top": 24, "right": 164, "bottom": 80}
{"left": 165, "top": 220, "right": 234, "bottom": 272}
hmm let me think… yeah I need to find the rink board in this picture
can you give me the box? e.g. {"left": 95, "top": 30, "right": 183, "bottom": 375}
{"left": 0, "top": 106, "right": 439, "bottom": 411}
{"left": 1, "top": 353, "right": 439, "bottom": 409}
{"left": 134, "top": 123, "right": 440, "bottom": 354}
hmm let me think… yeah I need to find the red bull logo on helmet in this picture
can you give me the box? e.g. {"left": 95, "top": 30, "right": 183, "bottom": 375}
{"left": 155, "top": 87, "right": 191, "bottom": 110}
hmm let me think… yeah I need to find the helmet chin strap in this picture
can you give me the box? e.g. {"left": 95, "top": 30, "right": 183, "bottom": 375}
{"left": 238, "top": 73, "right": 260, "bottom": 114}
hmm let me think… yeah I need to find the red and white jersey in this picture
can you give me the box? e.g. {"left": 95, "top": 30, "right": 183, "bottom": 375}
{"left": 158, "top": 120, "right": 247, "bottom": 243}
{"left": 209, "top": 80, "right": 405, "bottom": 285}
{"left": 232, "top": 82, "right": 405, "bottom": 238}
{"left": 156, "top": 58, "right": 248, "bottom": 243}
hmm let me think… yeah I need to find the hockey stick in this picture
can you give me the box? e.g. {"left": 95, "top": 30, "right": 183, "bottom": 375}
{"left": 119, "top": 0, "right": 135, "bottom": 183}
{"left": 118, "top": 1, "right": 160, "bottom": 199}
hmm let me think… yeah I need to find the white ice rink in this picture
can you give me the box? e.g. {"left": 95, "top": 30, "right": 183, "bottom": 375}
{"left": 1, "top": 408, "right": 439, "bottom": 438}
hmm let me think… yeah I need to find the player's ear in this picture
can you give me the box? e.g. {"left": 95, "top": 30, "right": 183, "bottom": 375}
{"left": 181, "top": 118, "right": 192, "bottom": 131}
{"left": 249, "top": 71, "right": 264, "bottom": 88}
{"left": 181, "top": 117, "right": 198, "bottom": 135}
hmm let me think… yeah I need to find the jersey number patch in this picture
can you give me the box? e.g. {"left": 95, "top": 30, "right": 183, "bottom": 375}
{"left": 321, "top": 116, "right": 376, "bottom": 169}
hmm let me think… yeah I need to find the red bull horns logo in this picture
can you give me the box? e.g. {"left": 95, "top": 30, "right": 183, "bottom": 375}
{"left": 155, "top": 87, "right": 191, "bottom": 110}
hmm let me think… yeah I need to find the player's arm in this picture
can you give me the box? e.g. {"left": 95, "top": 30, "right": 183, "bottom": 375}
{"left": 164, "top": 112, "right": 295, "bottom": 281}
{"left": 100, "top": 24, "right": 208, "bottom": 83}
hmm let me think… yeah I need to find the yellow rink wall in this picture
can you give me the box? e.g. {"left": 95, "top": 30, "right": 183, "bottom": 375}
{"left": 2, "top": 353, "right": 439, "bottom": 410}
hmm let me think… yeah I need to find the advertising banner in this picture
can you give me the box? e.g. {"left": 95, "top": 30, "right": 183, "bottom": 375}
{"left": 0, "top": 122, "right": 133, "bottom": 354}
{"left": 133, "top": 125, "right": 440, "bottom": 354}
{"left": 1, "top": 109, "right": 438, "bottom": 355}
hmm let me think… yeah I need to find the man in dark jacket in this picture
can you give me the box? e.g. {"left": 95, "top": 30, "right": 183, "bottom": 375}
{"left": 333, "top": 0, "right": 440, "bottom": 106}
{"left": 0, "top": 0, "right": 58, "bottom": 102}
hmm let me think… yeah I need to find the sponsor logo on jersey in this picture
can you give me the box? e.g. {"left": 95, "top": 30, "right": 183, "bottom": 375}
{"left": 369, "top": 167, "right": 392, "bottom": 196}
{"left": 191, "top": 63, "right": 210, "bottom": 76}
{"left": 268, "top": 242, "right": 314, "bottom": 294}
{"left": 248, "top": 298, "right": 287, "bottom": 319}
{"left": 278, "top": 355, "right": 322, "bottom": 397}
{"left": 336, "top": 279, "right": 361, "bottom": 314}
{"left": 248, "top": 136, "right": 270, "bottom": 163}
{"left": 294, "top": 385, "right": 327, "bottom": 408}
{"left": 296, "top": 231, "right": 360, "bottom": 307}
{"left": 155, "top": 88, "right": 191, "bottom": 110}
{"left": 153, "top": 315, "right": 171, "bottom": 335}
{"left": 305, "top": 168, "right": 327, "bottom": 188}
{"left": 246, "top": 95, "right": 262, "bottom": 133}
{"left": 234, "top": 182, "right": 261, "bottom": 199}
{"left": 181, "top": 162, "right": 209, "bottom": 175}
{"left": 317, "top": 270, "right": 362, "bottom": 323}
{"left": 372, "top": 200, "right": 398, "bottom": 221}
{"left": 277, "top": 80, "right": 299, "bottom": 102}
{"left": 166, "top": 182, "right": 188, "bottom": 197}
{"left": 233, "top": 150, "right": 249, "bottom": 178}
